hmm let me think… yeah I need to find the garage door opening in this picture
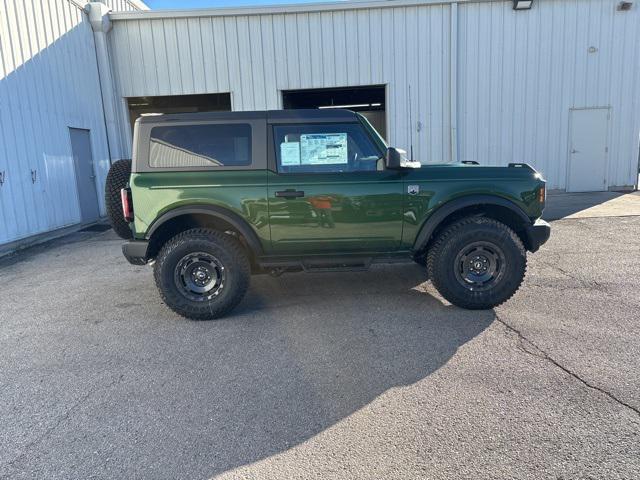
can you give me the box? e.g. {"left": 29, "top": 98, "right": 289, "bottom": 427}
{"left": 126, "top": 93, "right": 232, "bottom": 133}
{"left": 282, "top": 86, "right": 387, "bottom": 140}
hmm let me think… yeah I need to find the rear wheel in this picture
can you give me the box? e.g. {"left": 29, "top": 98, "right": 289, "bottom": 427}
{"left": 104, "top": 159, "right": 132, "bottom": 239}
{"left": 153, "top": 229, "right": 250, "bottom": 320}
{"left": 426, "top": 217, "right": 526, "bottom": 309}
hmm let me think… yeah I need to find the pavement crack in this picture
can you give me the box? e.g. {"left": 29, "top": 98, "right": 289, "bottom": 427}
{"left": 495, "top": 314, "right": 640, "bottom": 418}
{"left": 538, "top": 260, "right": 601, "bottom": 289}
{"left": 0, "top": 374, "right": 125, "bottom": 477}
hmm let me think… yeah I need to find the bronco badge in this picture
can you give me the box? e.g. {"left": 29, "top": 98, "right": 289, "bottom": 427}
{"left": 408, "top": 185, "right": 420, "bottom": 195}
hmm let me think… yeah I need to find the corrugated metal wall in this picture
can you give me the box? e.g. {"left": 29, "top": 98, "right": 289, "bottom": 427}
{"left": 0, "top": 0, "right": 111, "bottom": 245}
{"left": 457, "top": 0, "right": 640, "bottom": 190}
{"left": 107, "top": 0, "right": 640, "bottom": 191}
{"left": 0, "top": 0, "right": 147, "bottom": 247}
{"left": 107, "top": 3, "right": 452, "bottom": 166}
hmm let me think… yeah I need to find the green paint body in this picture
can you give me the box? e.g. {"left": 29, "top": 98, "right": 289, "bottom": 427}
{"left": 130, "top": 163, "right": 544, "bottom": 256}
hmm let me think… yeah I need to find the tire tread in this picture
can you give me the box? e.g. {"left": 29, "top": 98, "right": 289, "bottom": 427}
{"left": 105, "top": 159, "right": 133, "bottom": 240}
{"left": 426, "top": 216, "right": 527, "bottom": 309}
{"left": 153, "top": 228, "right": 250, "bottom": 320}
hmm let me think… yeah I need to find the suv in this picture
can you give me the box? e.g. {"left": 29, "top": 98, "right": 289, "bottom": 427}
{"left": 105, "top": 109, "right": 550, "bottom": 320}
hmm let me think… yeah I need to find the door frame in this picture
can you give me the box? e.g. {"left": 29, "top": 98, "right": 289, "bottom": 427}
{"left": 68, "top": 126, "right": 100, "bottom": 224}
{"left": 566, "top": 106, "right": 611, "bottom": 193}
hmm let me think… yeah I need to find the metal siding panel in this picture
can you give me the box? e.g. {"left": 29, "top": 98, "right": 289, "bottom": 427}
{"left": 284, "top": 13, "right": 300, "bottom": 88}
{"left": 296, "top": 13, "right": 312, "bottom": 88}
{"left": 199, "top": 17, "right": 218, "bottom": 93}
{"left": 0, "top": 0, "right": 111, "bottom": 245}
{"left": 162, "top": 18, "right": 183, "bottom": 93}
{"left": 332, "top": 10, "right": 347, "bottom": 87}
{"left": 248, "top": 16, "right": 266, "bottom": 109}
{"left": 455, "top": 0, "right": 640, "bottom": 189}
{"left": 127, "top": 21, "right": 146, "bottom": 94}
{"left": 175, "top": 18, "right": 194, "bottom": 94}
{"left": 260, "top": 16, "right": 279, "bottom": 109}
{"left": 139, "top": 20, "right": 158, "bottom": 93}
{"left": 308, "top": 13, "right": 323, "bottom": 88}
{"left": 150, "top": 19, "right": 170, "bottom": 94}
{"left": 429, "top": 6, "right": 446, "bottom": 163}
{"left": 405, "top": 7, "right": 418, "bottom": 160}
{"left": 344, "top": 10, "right": 358, "bottom": 86}
{"left": 368, "top": 9, "right": 382, "bottom": 84}
{"left": 105, "top": 0, "right": 640, "bottom": 190}
{"left": 380, "top": 7, "right": 394, "bottom": 140}
{"left": 223, "top": 16, "right": 242, "bottom": 108}
{"left": 211, "top": 16, "right": 230, "bottom": 92}
{"left": 271, "top": 14, "right": 287, "bottom": 89}
{"left": 357, "top": 9, "right": 370, "bottom": 86}
{"left": 188, "top": 17, "right": 206, "bottom": 93}
{"left": 320, "top": 11, "right": 335, "bottom": 86}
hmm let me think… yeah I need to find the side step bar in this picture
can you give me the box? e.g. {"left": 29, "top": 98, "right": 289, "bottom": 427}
{"left": 302, "top": 258, "right": 372, "bottom": 273}
{"left": 258, "top": 253, "right": 414, "bottom": 275}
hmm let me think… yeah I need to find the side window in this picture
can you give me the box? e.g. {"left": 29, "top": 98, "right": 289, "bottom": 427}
{"left": 273, "top": 123, "right": 384, "bottom": 173}
{"left": 149, "top": 123, "right": 251, "bottom": 168}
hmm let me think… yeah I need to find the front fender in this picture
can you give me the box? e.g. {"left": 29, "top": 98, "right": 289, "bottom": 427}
{"left": 412, "top": 194, "right": 532, "bottom": 252}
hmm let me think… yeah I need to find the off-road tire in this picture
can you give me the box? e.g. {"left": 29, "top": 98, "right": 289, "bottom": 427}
{"left": 426, "top": 217, "right": 526, "bottom": 309}
{"left": 104, "top": 159, "right": 133, "bottom": 239}
{"left": 153, "top": 229, "right": 250, "bottom": 320}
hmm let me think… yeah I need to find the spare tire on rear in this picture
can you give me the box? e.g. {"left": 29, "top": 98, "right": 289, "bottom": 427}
{"left": 105, "top": 159, "right": 133, "bottom": 239}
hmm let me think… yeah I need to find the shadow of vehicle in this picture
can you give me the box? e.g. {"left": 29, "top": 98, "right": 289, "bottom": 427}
{"left": 543, "top": 191, "right": 629, "bottom": 221}
{"left": 130, "top": 264, "right": 496, "bottom": 478}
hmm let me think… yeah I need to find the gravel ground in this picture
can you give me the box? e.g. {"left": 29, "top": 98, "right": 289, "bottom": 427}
{"left": 0, "top": 216, "right": 638, "bottom": 479}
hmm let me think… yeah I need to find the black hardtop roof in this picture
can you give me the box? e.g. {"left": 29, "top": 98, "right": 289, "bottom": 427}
{"left": 135, "top": 108, "right": 360, "bottom": 124}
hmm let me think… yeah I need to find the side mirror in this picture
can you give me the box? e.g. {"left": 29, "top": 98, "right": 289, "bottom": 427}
{"left": 385, "top": 147, "right": 421, "bottom": 169}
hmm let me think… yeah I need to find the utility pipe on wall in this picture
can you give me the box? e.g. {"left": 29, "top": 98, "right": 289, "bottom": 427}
{"left": 86, "top": 2, "right": 122, "bottom": 163}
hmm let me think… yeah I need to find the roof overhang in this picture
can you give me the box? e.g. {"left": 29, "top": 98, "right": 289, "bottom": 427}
{"left": 109, "top": 0, "right": 503, "bottom": 20}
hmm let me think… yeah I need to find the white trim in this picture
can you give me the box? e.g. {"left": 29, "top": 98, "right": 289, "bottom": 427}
{"left": 110, "top": 0, "right": 505, "bottom": 20}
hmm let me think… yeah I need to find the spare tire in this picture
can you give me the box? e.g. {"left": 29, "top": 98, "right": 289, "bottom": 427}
{"left": 105, "top": 159, "right": 133, "bottom": 239}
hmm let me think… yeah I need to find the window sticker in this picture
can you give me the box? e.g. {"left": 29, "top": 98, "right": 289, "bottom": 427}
{"left": 300, "top": 133, "right": 348, "bottom": 165}
{"left": 280, "top": 142, "right": 301, "bottom": 166}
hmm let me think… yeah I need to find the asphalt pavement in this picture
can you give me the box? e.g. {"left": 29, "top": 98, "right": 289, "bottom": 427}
{"left": 0, "top": 215, "right": 638, "bottom": 479}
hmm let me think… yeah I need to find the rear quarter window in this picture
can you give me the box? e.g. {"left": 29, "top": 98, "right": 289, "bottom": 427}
{"left": 149, "top": 123, "right": 251, "bottom": 168}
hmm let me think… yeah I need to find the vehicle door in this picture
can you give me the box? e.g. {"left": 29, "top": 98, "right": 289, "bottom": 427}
{"left": 267, "top": 120, "right": 404, "bottom": 254}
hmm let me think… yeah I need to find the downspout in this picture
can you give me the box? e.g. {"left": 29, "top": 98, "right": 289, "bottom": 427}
{"left": 450, "top": 2, "right": 458, "bottom": 164}
{"left": 86, "top": 2, "right": 119, "bottom": 165}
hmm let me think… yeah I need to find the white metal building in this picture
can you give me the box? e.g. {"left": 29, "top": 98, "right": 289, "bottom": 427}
{"left": 0, "top": 0, "right": 147, "bottom": 250}
{"left": 1, "top": 0, "right": 639, "bottom": 250}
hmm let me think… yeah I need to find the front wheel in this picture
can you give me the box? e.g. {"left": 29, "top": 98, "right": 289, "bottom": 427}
{"left": 153, "top": 229, "right": 250, "bottom": 320}
{"left": 426, "top": 217, "right": 526, "bottom": 309}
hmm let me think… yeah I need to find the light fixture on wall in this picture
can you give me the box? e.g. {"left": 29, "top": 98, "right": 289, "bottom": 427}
{"left": 513, "top": 0, "right": 533, "bottom": 10}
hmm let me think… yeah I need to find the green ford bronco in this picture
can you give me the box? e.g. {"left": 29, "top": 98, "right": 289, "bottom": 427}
{"left": 105, "top": 109, "right": 550, "bottom": 320}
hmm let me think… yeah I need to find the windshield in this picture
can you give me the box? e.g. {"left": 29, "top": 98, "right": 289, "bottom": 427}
{"left": 356, "top": 113, "right": 388, "bottom": 152}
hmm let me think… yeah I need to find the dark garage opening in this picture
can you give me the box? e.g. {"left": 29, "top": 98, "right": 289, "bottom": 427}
{"left": 282, "top": 85, "right": 387, "bottom": 140}
{"left": 126, "top": 93, "right": 232, "bottom": 133}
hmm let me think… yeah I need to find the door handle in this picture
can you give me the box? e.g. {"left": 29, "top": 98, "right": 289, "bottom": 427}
{"left": 571, "top": 149, "right": 579, "bottom": 154}
{"left": 275, "top": 190, "right": 305, "bottom": 199}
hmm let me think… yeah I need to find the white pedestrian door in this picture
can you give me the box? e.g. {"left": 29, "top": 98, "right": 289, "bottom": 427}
{"left": 567, "top": 108, "right": 609, "bottom": 192}
{"left": 69, "top": 128, "right": 100, "bottom": 223}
